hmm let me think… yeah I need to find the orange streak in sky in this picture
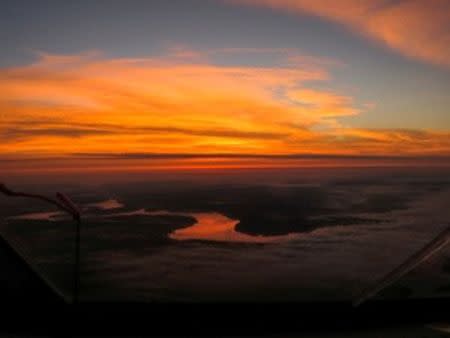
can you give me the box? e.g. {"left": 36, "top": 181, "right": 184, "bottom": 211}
{"left": 1, "top": 51, "right": 449, "bottom": 172}
{"left": 231, "top": 0, "right": 450, "bottom": 67}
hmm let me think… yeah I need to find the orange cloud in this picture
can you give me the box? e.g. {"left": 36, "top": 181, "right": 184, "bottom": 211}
{"left": 1, "top": 51, "right": 449, "bottom": 169}
{"left": 229, "top": 0, "right": 450, "bottom": 67}
{"left": 287, "top": 89, "right": 358, "bottom": 117}
{"left": 0, "top": 51, "right": 342, "bottom": 155}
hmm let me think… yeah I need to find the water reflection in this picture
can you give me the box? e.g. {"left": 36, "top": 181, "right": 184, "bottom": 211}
{"left": 11, "top": 203, "right": 296, "bottom": 243}
{"left": 9, "top": 211, "right": 63, "bottom": 221}
{"left": 169, "top": 212, "right": 295, "bottom": 243}
{"left": 86, "top": 199, "right": 123, "bottom": 210}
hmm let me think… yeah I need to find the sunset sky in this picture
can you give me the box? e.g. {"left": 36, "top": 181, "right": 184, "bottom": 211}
{"left": 1, "top": 0, "right": 450, "bottom": 172}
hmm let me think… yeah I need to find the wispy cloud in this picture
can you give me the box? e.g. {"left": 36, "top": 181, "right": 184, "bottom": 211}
{"left": 228, "top": 0, "right": 450, "bottom": 68}
{"left": 0, "top": 50, "right": 351, "bottom": 155}
{"left": 1, "top": 49, "right": 449, "bottom": 164}
{"left": 0, "top": 121, "right": 286, "bottom": 141}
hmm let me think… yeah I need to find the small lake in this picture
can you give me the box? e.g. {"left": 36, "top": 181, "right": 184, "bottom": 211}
{"left": 169, "top": 212, "right": 296, "bottom": 243}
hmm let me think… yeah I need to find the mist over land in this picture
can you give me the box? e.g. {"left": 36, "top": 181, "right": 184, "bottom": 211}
{"left": 1, "top": 166, "right": 449, "bottom": 302}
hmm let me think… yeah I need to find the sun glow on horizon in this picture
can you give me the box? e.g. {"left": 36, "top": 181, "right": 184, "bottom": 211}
{"left": 1, "top": 49, "right": 449, "bottom": 172}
